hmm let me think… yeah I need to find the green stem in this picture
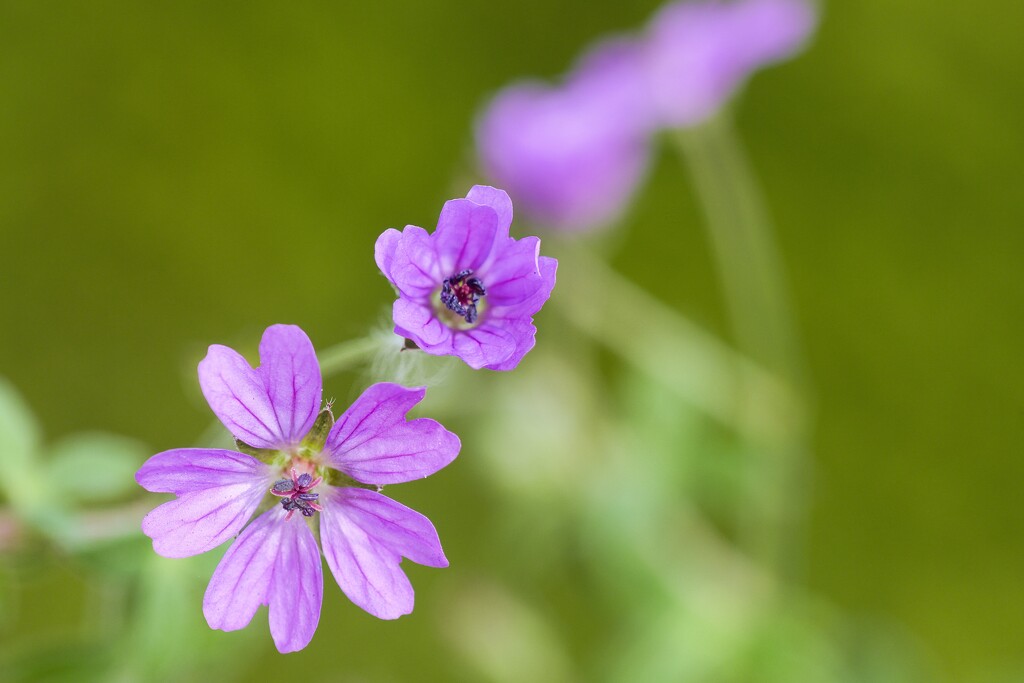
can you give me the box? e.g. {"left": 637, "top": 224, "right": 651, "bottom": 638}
{"left": 318, "top": 334, "right": 385, "bottom": 376}
{"left": 553, "top": 248, "right": 803, "bottom": 446}
{"left": 674, "top": 113, "right": 811, "bottom": 577}
{"left": 674, "top": 114, "right": 808, "bottom": 389}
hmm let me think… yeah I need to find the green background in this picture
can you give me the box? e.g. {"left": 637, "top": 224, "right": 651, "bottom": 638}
{"left": 1, "top": 1, "right": 1021, "bottom": 681}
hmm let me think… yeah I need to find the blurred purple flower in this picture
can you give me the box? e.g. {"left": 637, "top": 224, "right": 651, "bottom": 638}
{"left": 136, "top": 324, "right": 459, "bottom": 653}
{"left": 644, "top": 0, "right": 816, "bottom": 127}
{"left": 474, "top": 0, "right": 816, "bottom": 232}
{"left": 476, "top": 38, "right": 654, "bottom": 232}
{"left": 375, "top": 186, "right": 557, "bottom": 370}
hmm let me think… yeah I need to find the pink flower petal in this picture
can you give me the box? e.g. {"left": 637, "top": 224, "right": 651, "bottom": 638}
{"left": 258, "top": 324, "right": 323, "bottom": 444}
{"left": 387, "top": 226, "right": 441, "bottom": 300}
{"left": 374, "top": 227, "right": 403, "bottom": 282}
{"left": 393, "top": 298, "right": 452, "bottom": 348}
{"left": 324, "top": 383, "right": 460, "bottom": 485}
{"left": 198, "top": 325, "right": 321, "bottom": 449}
{"left": 203, "top": 508, "right": 323, "bottom": 653}
{"left": 465, "top": 185, "right": 513, "bottom": 237}
{"left": 136, "top": 448, "right": 274, "bottom": 558}
{"left": 489, "top": 256, "right": 558, "bottom": 319}
{"left": 479, "top": 236, "right": 543, "bottom": 307}
{"left": 320, "top": 487, "right": 447, "bottom": 620}
{"left": 434, "top": 198, "right": 500, "bottom": 275}
{"left": 452, "top": 325, "right": 518, "bottom": 370}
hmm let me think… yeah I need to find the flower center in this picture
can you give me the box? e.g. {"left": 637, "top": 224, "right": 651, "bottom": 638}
{"left": 271, "top": 468, "right": 323, "bottom": 519}
{"left": 440, "top": 269, "right": 486, "bottom": 325}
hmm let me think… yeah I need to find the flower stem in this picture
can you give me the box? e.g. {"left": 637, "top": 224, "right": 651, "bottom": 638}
{"left": 318, "top": 333, "right": 385, "bottom": 376}
{"left": 674, "top": 112, "right": 812, "bottom": 578}
{"left": 553, "top": 248, "right": 804, "bottom": 446}
{"left": 673, "top": 113, "right": 808, "bottom": 389}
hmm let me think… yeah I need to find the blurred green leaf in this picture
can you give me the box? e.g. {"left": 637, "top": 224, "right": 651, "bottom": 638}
{"left": 73, "top": 535, "right": 151, "bottom": 578}
{"left": 47, "top": 432, "right": 147, "bottom": 503}
{"left": 0, "top": 378, "right": 43, "bottom": 521}
{"left": 122, "top": 551, "right": 255, "bottom": 683}
{"left": 443, "top": 580, "right": 576, "bottom": 683}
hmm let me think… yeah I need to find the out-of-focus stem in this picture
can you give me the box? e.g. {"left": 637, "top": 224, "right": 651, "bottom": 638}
{"left": 674, "top": 114, "right": 808, "bottom": 387}
{"left": 674, "top": 113, "right": 811, "bottom": 578}
{"left": 318, "top": 334, "right": 384, "bottom": 376}
{"left": 554, "top": 248, "right": 804, "bottom": 447}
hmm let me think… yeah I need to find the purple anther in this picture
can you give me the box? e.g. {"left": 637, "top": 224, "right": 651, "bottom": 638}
{"left": 440, "top": 269, "right": 487, "bottom": 324}
{"left": 272, "top": 467, "right": 324, "bottom": 519}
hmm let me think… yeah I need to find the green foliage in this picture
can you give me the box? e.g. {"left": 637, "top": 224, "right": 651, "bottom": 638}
{"left": 47, "top": 433, "right": 147, "bottom": 504}
{"left": 0, "top": 378, "right": 41, "bottom": 508}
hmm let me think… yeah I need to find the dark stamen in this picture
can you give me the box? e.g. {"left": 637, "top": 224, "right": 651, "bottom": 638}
{"left": 440, "top": 269, "right": 487, "bottom": 324}
{"left": 271, "top": 468, "right": 323, "bottom": 520}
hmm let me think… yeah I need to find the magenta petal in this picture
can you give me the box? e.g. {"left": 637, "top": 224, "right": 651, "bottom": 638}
{"left": 480, "top": 236, "right": 543, "bottom": 307}
{"left": 482, "top": 318, "right": 538, "bottom": 372}
{"left": 268, "top": 515, "right": 323, "bottom": 653}
{"left": 323, "top": 383, "right": 460, "bottom": 485}
{"left": 136, "top": 448, "right": 274, "bottom": 558}
{"left": 198, "top": 345, "right": 280, "bottom": 448}
{"left": 203, "top": 508, "right": 323, "bottom": 654}
{"left": 375, "top": 228, "right": 402, "bottom": 281}
{"left": 320, "top": 488, "right": 447, "bottom": 620}
{"left": 393, "top": 298, "right": 452, "bottom": 348}
{"left": 388, "top": 226, "right": 441, "bottom": 300}
{"left": 434, "top": 198, "right": 500, "bottom": 275}
{"left": 257, "top": 325, "right": 322, "bottom": 446}
{"left": 490, "top": 256, "right": 558, "bottom": 319}
{"left": 198, "top": 325, "right": 321, "bottom": 449}
{"left": 465, "top": 185, "right": 513, "bottom": 237}
{"left": 452, "top": 324, "right": 517, "bottom": 370}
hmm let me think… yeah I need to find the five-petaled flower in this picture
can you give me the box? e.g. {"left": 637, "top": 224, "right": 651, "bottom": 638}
{"left": 375, "top": 185, "right": 557, "bottom": 371}
{"left": 135, "top": 324, "right": 460, "bottom": 653}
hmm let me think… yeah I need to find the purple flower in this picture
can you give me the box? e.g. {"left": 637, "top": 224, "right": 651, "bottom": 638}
{"left": 643, "top": 0, "right": 817, "bottom": 127}
{"left": 135, "top": 324, "right": 460, "bottom": 653}
{"left": 474, "top": 0, "right": 815, "bottom": 232}
{"left": 475, "top": 40, "right": 653, "bottom": 232}
{"left": 375, "top": 186, "right": 557, "bottom": 370}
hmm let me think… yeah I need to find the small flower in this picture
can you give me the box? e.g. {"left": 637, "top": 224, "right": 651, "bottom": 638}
{"left": 135, "top": 324, "right": 460, "bottom": 653}
{"left": 643, "top": 0, "right": 817, "bottom": 127}
{"left": 375, "top": 186, "right": 557, "bottom": 371}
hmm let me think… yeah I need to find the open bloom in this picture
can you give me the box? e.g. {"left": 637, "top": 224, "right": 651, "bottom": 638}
{"left": 135, "top": 324, "right": 459, "bottom": 652}
{"left": 375, "top": 186, "right": 557, "bottom": 370}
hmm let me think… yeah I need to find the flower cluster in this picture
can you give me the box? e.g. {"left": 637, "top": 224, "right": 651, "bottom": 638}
{"left": 376, "top": 185, "right": 557, "bottom": 371}
{"left": 137, "top": 183, "right": 557, "bottom": 652}
{"left": 136, "top": 325, "right": 460, "bottom": 652}
{"left": 476, "top": 0, "right": 817, "bottom": 231}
